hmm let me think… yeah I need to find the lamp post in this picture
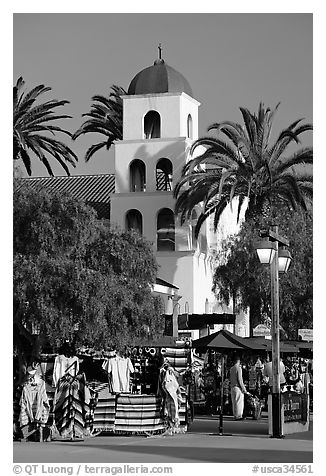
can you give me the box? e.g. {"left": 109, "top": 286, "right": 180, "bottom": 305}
{"left": 255, "top": 225, "right": 292, "bottom": 438}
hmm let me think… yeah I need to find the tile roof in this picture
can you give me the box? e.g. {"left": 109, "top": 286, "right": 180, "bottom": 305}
{"left": 16, "top": 174, "right": 115, "bottom": 219}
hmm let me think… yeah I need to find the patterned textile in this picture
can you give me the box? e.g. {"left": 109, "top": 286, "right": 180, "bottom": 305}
{"left": 53, "top": 373, "right": 92, "bottom": 438}
{"left": 45, "top": 389, "right": 55, "bottom": 428}
{"left": 87, "top": 381, "right": 116, "bottom": 432}
{"left": 161, "top": 347, "right": 190, "bottom": 372}
{"left": 38, "top": 362, "right": 55, "bottom": 393}
{"left": 53, "top": 355, "right": 79, "bottom": 387}
{"left": 158, "top": 365, "right": 183, "bottom": 431}
{"left": 178, "top": 387, "right": 187, "bottom": 428}
{"left": 115, "top": 394, "right": 165, "bottom": 433}
{"left": 19, "top": 379, "right": 50, "bottom": 438}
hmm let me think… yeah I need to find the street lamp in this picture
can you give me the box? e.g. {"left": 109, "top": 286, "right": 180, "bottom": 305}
{"left": 255, "top": 241, "right": 277, "bottom": 265}
{"left": 278, "top": 247, "right": 292, "bottom": 274}
{"left": 255, "top": 225, "right": 292, "bottom": 438}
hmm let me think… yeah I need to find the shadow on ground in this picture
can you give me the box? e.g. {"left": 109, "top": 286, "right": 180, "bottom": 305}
{"left": 76, "top": 442, "right": 312, "bottom": 463}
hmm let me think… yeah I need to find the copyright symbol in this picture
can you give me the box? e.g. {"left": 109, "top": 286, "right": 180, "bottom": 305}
{"left": 13, "top": 466, "right": 22, "bottom": 474}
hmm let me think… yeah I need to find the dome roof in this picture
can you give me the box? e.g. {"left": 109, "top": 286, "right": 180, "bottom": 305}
{"left": 128, "top": 58, "right": 193, "bottom": 97}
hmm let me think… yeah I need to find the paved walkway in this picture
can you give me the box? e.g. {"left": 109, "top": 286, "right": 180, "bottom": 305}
{"left": 13, "top": 416, "right": 313, "bottom": 464}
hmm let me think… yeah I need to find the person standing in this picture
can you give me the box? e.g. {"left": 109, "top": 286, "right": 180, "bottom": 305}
{"left": 263, "top": 357, "right": 286, "bottom": 391}
{"left": 230, "top": 355, "right": 248, "bottom": 420}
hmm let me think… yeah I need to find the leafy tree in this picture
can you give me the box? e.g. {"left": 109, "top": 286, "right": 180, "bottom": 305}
{"left": 13, "top": 77, "right": 78, "bottom": 176}
{"left": 72, "top": 85, "right": 125, "bottom": 162}
{"left": 174, "top": 103, "right": 312, "bottom": 237}
{"left": 213, "top": 208, "right": 312, "bottom": 338}
{"left": 13, "top": 183, "right": 163, "bottom": 368}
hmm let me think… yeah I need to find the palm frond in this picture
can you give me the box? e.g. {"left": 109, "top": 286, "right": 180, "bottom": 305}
{"left": 72, "top": 85, "right": 124, "bottom": 160}
{"left": 19, "top": 147, "right": 32, "bottom": 176}
{"left": 13, "top": 77, "right": 76, "bottom": 175}
{"left": 85, "top": 141, "right": 108, "bottom": 163}
{"left": 175, "top": 102, "right": 313, "bottom": 233}
{"left": 274, "top": 147, "right": 313, "bottom": 175}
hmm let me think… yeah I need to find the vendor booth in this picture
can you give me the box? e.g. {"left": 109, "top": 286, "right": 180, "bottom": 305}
{"left": 13, "top": 338, "right": 192, "bottom": 442}
{"left": 192, "top": 329, "right": 311, "bottom": 435}
{"left": 192, "top": 329, "right": 265, "bottom": 434}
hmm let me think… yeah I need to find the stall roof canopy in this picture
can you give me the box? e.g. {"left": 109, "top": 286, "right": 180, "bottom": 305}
{"left": 243, "top": 337, "right": 299, "bottom": 353}
{"left": 192, "top": 329, "right": 266, "bottom": 351}
{"left": 285, "top": 340, "right": 313, "bottom": 350}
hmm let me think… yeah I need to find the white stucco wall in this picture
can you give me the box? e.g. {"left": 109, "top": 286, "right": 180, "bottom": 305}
{"left": 122, "top": 93, "right": 199, "bottom": 141}
{"left": 156, "top": 251, "right": 215, "bottom": 316}
{"left": 110, "top": 191, "right": 208, "bottom": 255}
{"left": 156, "top": 252, "right": 194, "bottom": 313}
{"left": 114, "top": 139, "right": 191, "bottom": 194}
{"left": 192, "top": 253, "right": 216, "bottom": 314}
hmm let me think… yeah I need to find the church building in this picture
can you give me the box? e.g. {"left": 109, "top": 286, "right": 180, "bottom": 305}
{"left": 21, "top": 51, "right": 250, "bottom": 339}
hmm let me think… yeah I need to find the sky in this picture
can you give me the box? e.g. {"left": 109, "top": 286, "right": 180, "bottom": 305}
{"left": 13, "top": 12, "right": 313, "bottom": 177}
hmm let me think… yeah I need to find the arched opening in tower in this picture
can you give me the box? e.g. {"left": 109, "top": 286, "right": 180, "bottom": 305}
{"left": 126, "top": 209, "right": 143, "bottom": 235}
{"left": 144, "top": 110, "right": 161, "bottom": 139}
{"left": 156, "top": 158, "right": 173, "bottom": 191}
{"left": 187, "top": 114, "right": 193, "bottom": 139}
{"left": 157, "top": 208, "right": 175, "bottom": 251}
{"left": 130, "top": 159, "right": 146, "bottom": 192}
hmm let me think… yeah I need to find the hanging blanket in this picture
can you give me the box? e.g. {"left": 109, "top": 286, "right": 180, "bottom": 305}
{"left": 87, "top": 381, "right": 116, "bottom": 432}
{"left": 19, "top": 379, "right": 50, "bottom": 439}
{"left": 178, "top": 387, "right": 187, "bottom": 428}
{"left": 115, "top": 394, "right": 165, "bottom": 433}
{"left": 161, "top": 347, "right": 190, "bottom": 372}
{"left": 53, "top": 373, "right": 92, "bottom": 439}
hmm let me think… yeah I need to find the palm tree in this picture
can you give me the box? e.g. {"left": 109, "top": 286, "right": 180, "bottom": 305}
{"left": 13, "top": 77, "right": 78, "bottom": 176}
{"left": 174, "top": 103, "right": 312, "bottom": 237}
{"left": 72, "top": 85, "right": 126, "bottom": 162}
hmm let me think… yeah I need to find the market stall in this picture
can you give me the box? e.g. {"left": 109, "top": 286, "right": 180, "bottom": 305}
{"left": 192, "top": 329, "right": 311, "bottom": 435}
{"left": 192, "top": 329, "right": 265, "bottom": 434}
{"left": 13, "top": 338, "right": 192, "bottom": 441}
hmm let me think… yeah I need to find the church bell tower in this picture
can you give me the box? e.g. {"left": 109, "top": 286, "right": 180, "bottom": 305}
{"left": 110, "top": 49, "right": 216, "bottom": 323}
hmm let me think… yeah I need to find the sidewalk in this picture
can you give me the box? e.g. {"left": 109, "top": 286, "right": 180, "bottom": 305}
{"left": 13, "top": 415, "right": 313, "bottom": 464}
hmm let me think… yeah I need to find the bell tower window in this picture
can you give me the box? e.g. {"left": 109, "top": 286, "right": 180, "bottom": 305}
{"left": 130, "top": 159, "right": 146, "bottom": 192}
{"left": 126, "top": 209, "right": 143, "bottom": 235}
{"left": 187, "top": 114, "right": 193, "bottom": 139}
{"left": 144, "top": 110, "right": 161, "bottom": 139}
{"left": 156, "top": 158, "right": 173, "bottom": 191}
{"left": 157, "top": 208, "right": 175, "bottom": 251}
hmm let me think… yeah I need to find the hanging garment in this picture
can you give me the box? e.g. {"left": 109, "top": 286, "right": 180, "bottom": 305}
{"left": 38, "top": 361, "right": 55, "bottom": 391}
{"left": 158, "top": 365, "right": 182, "bottom": 431}
{"left": 53, "top": 355, "right": 79, "bottom": 387}
{"left": 53, "top": 373, "right": 91, "bottom": 439}
{"left": 102, "top": 356, "right": 134, "bottom": 393}
{"left": 87, "top": 381, "right": 116, "bottom": 433}
{"left": 19, "top": 378, "right": 50, "bottom": 437}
